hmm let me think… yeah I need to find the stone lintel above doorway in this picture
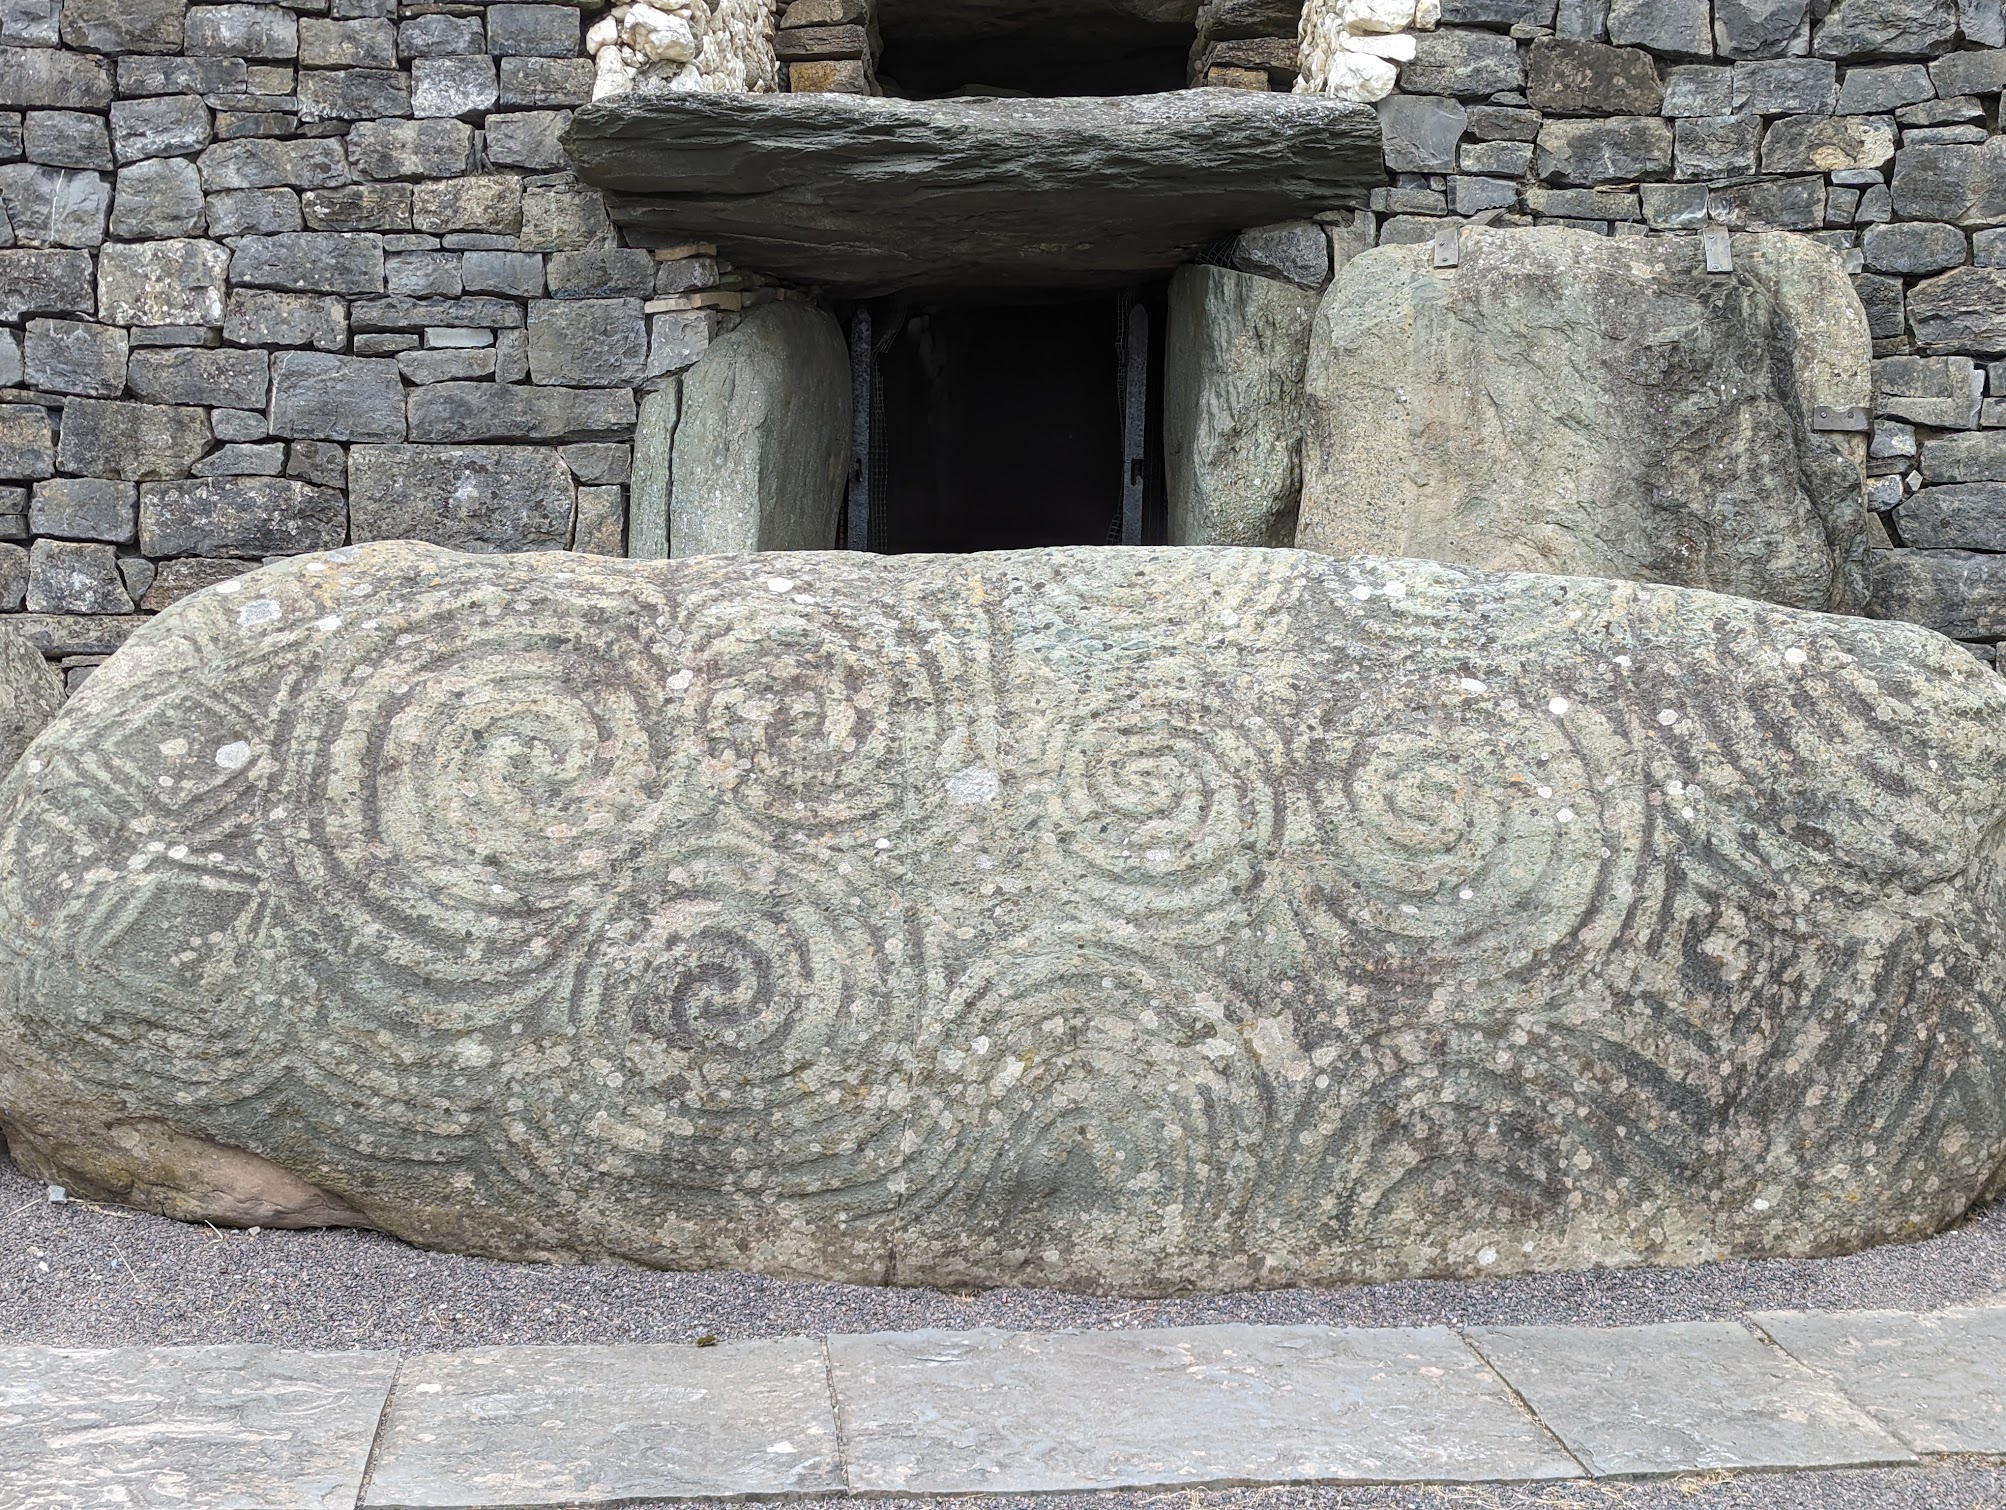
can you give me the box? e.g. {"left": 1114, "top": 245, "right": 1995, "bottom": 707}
{"left": 563, "top": 89, "right": 1380, "bottom": 295}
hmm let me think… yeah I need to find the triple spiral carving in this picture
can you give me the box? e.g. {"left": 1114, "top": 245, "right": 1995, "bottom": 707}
{"left": 3, "top": 543, "right": 2004, "bottom": 1289}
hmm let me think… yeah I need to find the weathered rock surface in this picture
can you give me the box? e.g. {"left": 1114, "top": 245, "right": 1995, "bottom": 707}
{"left": 26, "top": 539, "right": 129, "bottom": 615}
{"left": 3, "top": 542, "right": 2004, "bottom": 1295}
{"left": 1868, "top": 548, "right": 2006, "bottom": 640}
{"left": 349, "top": 445, "right": 575, "bottom": 553}
{"left": 0, "top": 622, "right": 60, "bottom": 778}
{"left": 1526, "top": 39, "right": 1666, "bottom": 115}
{"left": 670, "top": 302, "right": 849, "bottom": 556}
{"left": 1165, "top": 265, "right": 1315, "bottom": 548}
{"left": 1714, "top": 0, "right": 1812, "bottom": 59}
{"left": 1899, "top": 485, "right": 2006, "bottom": 551}
{"left": 1909, "top": 268, "right": 2006, "bottom": 356}
{"left": 1299, "top": 228, "right": 1871, "bottom": 615}
{"left": 1713, "top": 179, "right": 1830, "bottom": 232}
{"left": 1813, "top": 0, "right": 1957, "bottom": 59}
{"left": 564, "top": 91, "right": 1380, "bottom": 294}
{"left": 138, "top": 477, "right": 346, "bottom": 560}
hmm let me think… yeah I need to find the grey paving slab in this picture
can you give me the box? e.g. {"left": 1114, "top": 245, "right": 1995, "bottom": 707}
{"left": 826, "top": 1323, "right": 1582, "bottom": 1495}
{"left": 358, "top": 1340, "right": 842, "bottom": 1507}
{"left": 0, "top": 1344, "right": 398, "bottom": 1510}
{"left": 1466, "top": 1321, "right": 1918, "bottom": 1478}
{"left": 1752, "top": 1305, "right": 2006, "bottom": 1455}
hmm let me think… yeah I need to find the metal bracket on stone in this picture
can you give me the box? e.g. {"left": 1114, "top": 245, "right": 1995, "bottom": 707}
{"left": 1703, "top": 227, "right": 1733, "bottom": 274}
{"left": 1811, "top": 406, "right": 1872, "bottom": 434}
{"left": 1432, "top": 224, "right": 1462, "bottom": 269}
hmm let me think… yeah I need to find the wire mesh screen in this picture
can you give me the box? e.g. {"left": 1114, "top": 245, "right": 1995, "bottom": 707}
{"left": 1193, "top": 230, "right": 1240, "bottom": 269}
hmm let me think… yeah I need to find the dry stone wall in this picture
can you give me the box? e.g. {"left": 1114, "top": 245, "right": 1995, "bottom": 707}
{"left": 0, "top": 0, "right": 774, "bottom": 690}
{"left": 1304, "top": 0, "right": 2006, "bottom": 662}
{"left": 7, "top": 0, "right": 2006, "bottom": 691}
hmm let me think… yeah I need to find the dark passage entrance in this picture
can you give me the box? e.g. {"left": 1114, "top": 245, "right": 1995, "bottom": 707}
{"left": 880, "top": 296, "right": 1117, "bottom": 554}
{"left": 874, "top": 36, "right": 1189, "bottom": 98}
{"left": 872, "top": 1, "right": 1193, "bottom": 100}
{"left": 849, "top": 290, "right": 1164, "bottom": 555}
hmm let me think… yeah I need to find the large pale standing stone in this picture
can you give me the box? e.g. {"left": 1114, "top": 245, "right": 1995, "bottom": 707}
{"left": 669, "top": 302, "right": 848, "bottom": 557}
{"left": 1299, "top": 227, "right": 1871, "bottom": 614}
{"left": 0, "top": 620, "right": 60, "bottom": 778}
{"left": 2, "top": 543, "right": 2003, "bottom": 1295}
{"left": 1165, "top": 264, "right": 1316, "bottom": 548}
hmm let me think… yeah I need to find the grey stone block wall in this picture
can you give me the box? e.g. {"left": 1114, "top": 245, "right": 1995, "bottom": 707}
{"left": 0, "top": 0, "right": 752, "bottom": 684}
{"left": 1335, "top": 0, "right": 2006, "bottom": 662}
{"left": 6, "top": 0, "right": 2006, "bottom": 683}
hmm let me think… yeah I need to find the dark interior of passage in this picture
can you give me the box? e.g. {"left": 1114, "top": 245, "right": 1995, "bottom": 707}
{"left": 877, "top": 37, "right": 1189, "bottom": 97}
{"left": 864, "top": 292, "right": 1161, "bottom": 554}
{"left": 873, "top": 6, "right": 1193, "bottom": 99}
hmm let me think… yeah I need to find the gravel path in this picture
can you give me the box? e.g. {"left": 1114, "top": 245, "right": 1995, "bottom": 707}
{"left": 648, "top": 1471, "right": 2006, "bottom": 1510}
{"left": 644, "top": 1469, "right": 2006, "bottom": 1510}
{"left": 4, "top": 1150, "right": 2002, "bottom": 1350}
{"left": 6, "top": 1149, "right": 2003, "bottom": 1508}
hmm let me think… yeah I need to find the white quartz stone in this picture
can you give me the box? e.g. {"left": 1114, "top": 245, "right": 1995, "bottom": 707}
{"left": 587, "top": 0, "right": 775, "bottom": 101}
{"left": 1297, "top": 0, "right": 1433, "bottom": 102}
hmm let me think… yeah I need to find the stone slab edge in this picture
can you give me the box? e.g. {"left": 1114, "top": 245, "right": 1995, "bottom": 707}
{"left": 8, "top": 1312, "right": 2001, "bottom": 1506}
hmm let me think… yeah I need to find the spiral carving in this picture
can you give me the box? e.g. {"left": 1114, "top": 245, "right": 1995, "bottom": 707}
{"left": 2, "top": 543, "right": 2004, "bottom": 1293}
{"left": 1293, "top": 691, "right": 1648, "bottom": 984}
{"left": 898, "top": 938, "right": 1275, "bottom": 1290}
{"left": 211, "top": 579, "right": 683, "bottom": 1181}
{"left": 657, "top": 557, "right": 998, "bottom": 852}
{"left": 512, "top": 842, "right": 923, "bottom": 1209}
{"left": 1031, "top": 685, "right": 1287, "bottom": 947}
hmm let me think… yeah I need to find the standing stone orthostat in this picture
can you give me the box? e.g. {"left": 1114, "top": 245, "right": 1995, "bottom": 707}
{"left": 1297, "top": 228, "right": 1872, "bottom": 614}
{"left": 2, "top": 543, "right": 2003, "bottom": 1294}
{"left": 669, "top": 301, "right": 852, "bottom": 557}
{"left": 1165, "top": 264, "right": 1318, "bottom": 549}
{"left": 0, "top": 624, "right": 62, "bottom": 780}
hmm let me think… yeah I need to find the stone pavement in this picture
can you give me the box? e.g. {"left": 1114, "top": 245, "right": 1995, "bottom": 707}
{"left": 3, "top": 1307, "right": 2001, "bottom": 1507}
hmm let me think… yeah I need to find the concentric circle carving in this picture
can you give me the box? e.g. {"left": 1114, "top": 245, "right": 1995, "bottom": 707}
{"left": 2, "top": 544, "right": 2004, "bottom": 1291}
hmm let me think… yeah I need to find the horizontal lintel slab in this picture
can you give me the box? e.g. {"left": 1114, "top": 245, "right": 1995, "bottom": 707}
{"left": 564, "top": 90, "right": 1381, "bottom": 295}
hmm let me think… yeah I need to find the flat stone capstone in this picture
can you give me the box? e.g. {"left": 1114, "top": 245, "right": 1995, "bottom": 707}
{"left": 2, "top": 543, "right": 2003, "bottom": 1295}
{"left": 563, "top": 90, "right": 1381, "bottom": 294}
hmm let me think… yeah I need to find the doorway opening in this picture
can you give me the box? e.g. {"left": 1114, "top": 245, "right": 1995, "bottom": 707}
{"left": 871, "top": 2, "right": 1194, "bottom": 99}
{"left": 875, "top": 37, "right": 1189, "bottom": 98}
{"left": 845, "top": 288, "right": 1166, "bottom": 555}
